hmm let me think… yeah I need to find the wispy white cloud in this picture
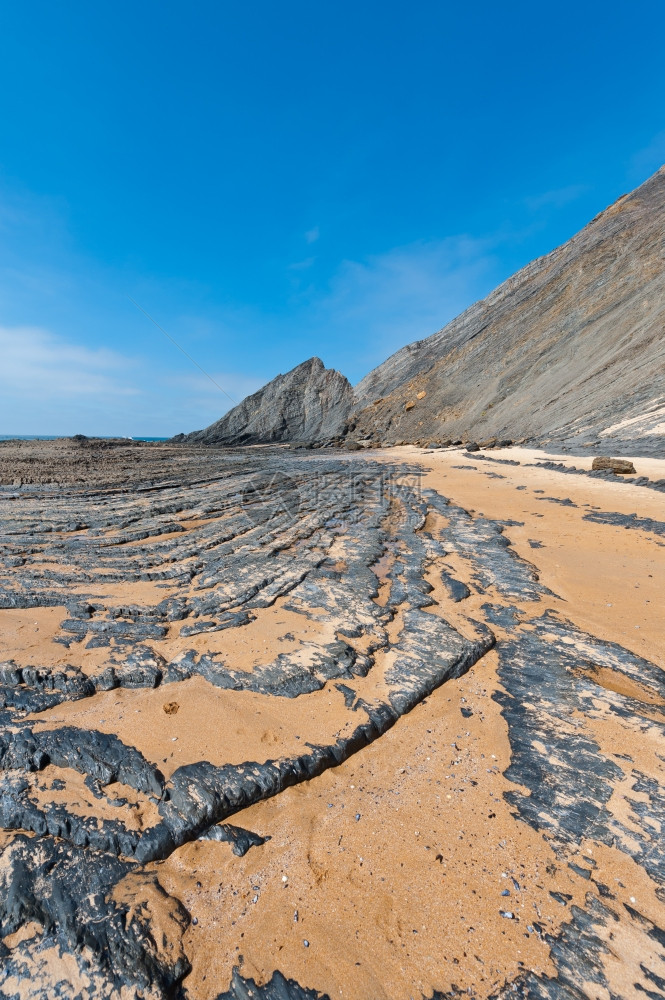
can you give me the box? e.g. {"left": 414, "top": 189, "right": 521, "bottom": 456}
{"left": 0, "top": 325, "right": 136, "bottom": 400}
{"left": 0, "top": 324, "right": 269, "bottom": 436}
{"left": 0, "top": 220, "right": 509, "bottom": 431}
{"left": 288, "top": 256, "right": 316, "bottom": 271}
{"left": 0, "top": 177, "right": 518, "bottom": 431}
{"left": 523, "top": 184, "right": 589, "bottom": 212}
{"left": 312, "top": 236, "right": 500, "bottom": 374}
{"left": 162, "top": 370, "right": 264, "bottom": 404}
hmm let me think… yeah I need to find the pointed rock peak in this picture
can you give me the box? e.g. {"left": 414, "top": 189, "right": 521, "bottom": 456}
{"left": 298, "top": 356, "right": 325, "bottom": 371}
{"left": 177, "top": 356, "right": 355, "bottom": 445}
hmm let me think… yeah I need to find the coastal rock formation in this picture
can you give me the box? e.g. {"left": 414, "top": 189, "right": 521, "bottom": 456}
{"left": 349, "top": 166, "right": 665, "bottom": 454}
{"left": 0, "top": 440, "right": 663, "bottom": 998}
{"left": 177, "top": 167, "right": 665, "bottom": 454}
{"left": 175, "top": 357, "right": 354, "bottom": 445}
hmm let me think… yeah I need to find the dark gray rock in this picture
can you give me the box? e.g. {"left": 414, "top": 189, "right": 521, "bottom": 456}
{"left": 215, "top": 969, "right": 329, "bottom": 1000}
{"left": 439, "top": 570, "right": 471, "bottom": 602}
{"left": 198, "top": 822, "right": 270, "bottom": 857}
{"left": 176, "top": 357, "right": 355, "bottom": 445}
{"left": 2, "top": 448, "right": 662, "bottom": 999}
{"left": 0, "top": 834, "right": 190, "bottom": 997}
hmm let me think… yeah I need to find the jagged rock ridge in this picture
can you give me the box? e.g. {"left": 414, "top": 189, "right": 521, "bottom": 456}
{"left": 176, "top": 357, "right": 354, "bottom": 445}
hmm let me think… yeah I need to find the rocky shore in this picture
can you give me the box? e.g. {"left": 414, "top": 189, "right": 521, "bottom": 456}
{"left": 0, "top": 439, "right": 663, "bottom": 998}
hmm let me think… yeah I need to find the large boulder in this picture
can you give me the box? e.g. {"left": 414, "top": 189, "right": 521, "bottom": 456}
{"left": 591, "top": 457, "right": 636, "bottom": 474}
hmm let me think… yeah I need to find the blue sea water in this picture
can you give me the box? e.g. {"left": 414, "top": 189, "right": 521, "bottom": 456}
{"left": 0, "top": 435, "right": 169, "bottom": 442}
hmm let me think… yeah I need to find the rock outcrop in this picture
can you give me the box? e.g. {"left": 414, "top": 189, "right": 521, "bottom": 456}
{"left": 1, "top": 442, "right": 664, "bottom": 997}
{"left": 348, "top": 166, "right": 665, "bottom": 454}
{"left": 175, "top": 357, "right": 354, "bottom": 445}
{"left": 591, "top": 456, "right": 636, "bottom": 474}
{"left": 176, "top": 167, "right": 665, "bottom": 454}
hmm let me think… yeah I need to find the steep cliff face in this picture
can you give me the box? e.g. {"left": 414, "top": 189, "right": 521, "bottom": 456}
{"left": 349, "top": 166, "right": 665, "bottom": 454}
{"left": 178, "top": 167, "right": 665, "bottom": 454}
{"left": 178, "top": 357, "right": 354, "bottom": 444}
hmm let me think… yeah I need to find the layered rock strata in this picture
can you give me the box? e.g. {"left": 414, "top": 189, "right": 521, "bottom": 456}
{"left": 175, "top": 358, "right": 354, "bottom": 445}
{"left": 0, "top": 444, "right": 662, "bottom": 998}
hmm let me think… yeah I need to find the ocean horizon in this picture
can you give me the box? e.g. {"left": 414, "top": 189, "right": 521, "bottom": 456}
{"left": 0, "top": 435, "right": 169, "bottom": 442}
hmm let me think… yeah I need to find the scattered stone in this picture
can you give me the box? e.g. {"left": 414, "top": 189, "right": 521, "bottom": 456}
{"left": 199, "top": 824, "right": 270, "bottom": 857}
{"left": 439, "top": 571, "right": 471, "bottom": 602}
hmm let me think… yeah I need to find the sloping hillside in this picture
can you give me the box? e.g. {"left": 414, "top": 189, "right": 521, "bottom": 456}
{"left": 349, "top": 166, "right": 665, "bottom": 454}
{"left": 177, "top": 167, "right": 665, "bottom": 454}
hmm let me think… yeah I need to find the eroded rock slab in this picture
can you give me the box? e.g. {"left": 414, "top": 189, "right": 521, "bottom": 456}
{"left": 0, "top": 444, "right": 662, "bottom": 999}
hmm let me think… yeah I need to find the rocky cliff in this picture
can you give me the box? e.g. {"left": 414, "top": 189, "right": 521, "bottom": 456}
{"left": 349, "top": 166, "right": 665, "bottom": 454}
{"left": 178, "top": 167, "right": 665, "bottom": 454}
{"left": 176, "top": 357, "right": 354, "bottom": 445}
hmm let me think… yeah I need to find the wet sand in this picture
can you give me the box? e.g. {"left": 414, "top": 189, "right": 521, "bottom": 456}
{"left": 0, "top": 442, "right": 663, "bottom": 999}
{"left": 153, "top": 447, "right": 665, "bottom": 1000}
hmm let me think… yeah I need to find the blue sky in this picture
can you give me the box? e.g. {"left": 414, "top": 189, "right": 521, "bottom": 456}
{"left": 1, "top": 1, "right": 664, "bottom": 436}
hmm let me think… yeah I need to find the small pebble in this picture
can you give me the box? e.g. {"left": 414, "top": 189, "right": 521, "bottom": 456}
{"left": 501, "top": 889, "right": 510, "bottom": 896}
{"left": 500, "top": 911, "right": 514, "bottom": 919}
{"left": 355, "top": 814, "right": 361, "bottom": 821}
{"left": 303, "top": 939, "right": 309, "bottom": 948}
{"left": 192, "top": 917, "right": 198, "bottom": 925}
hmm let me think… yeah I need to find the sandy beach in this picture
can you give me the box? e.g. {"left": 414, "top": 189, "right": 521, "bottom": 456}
{"left": 0, "top": 441, "right": 663, "bottom": 999}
